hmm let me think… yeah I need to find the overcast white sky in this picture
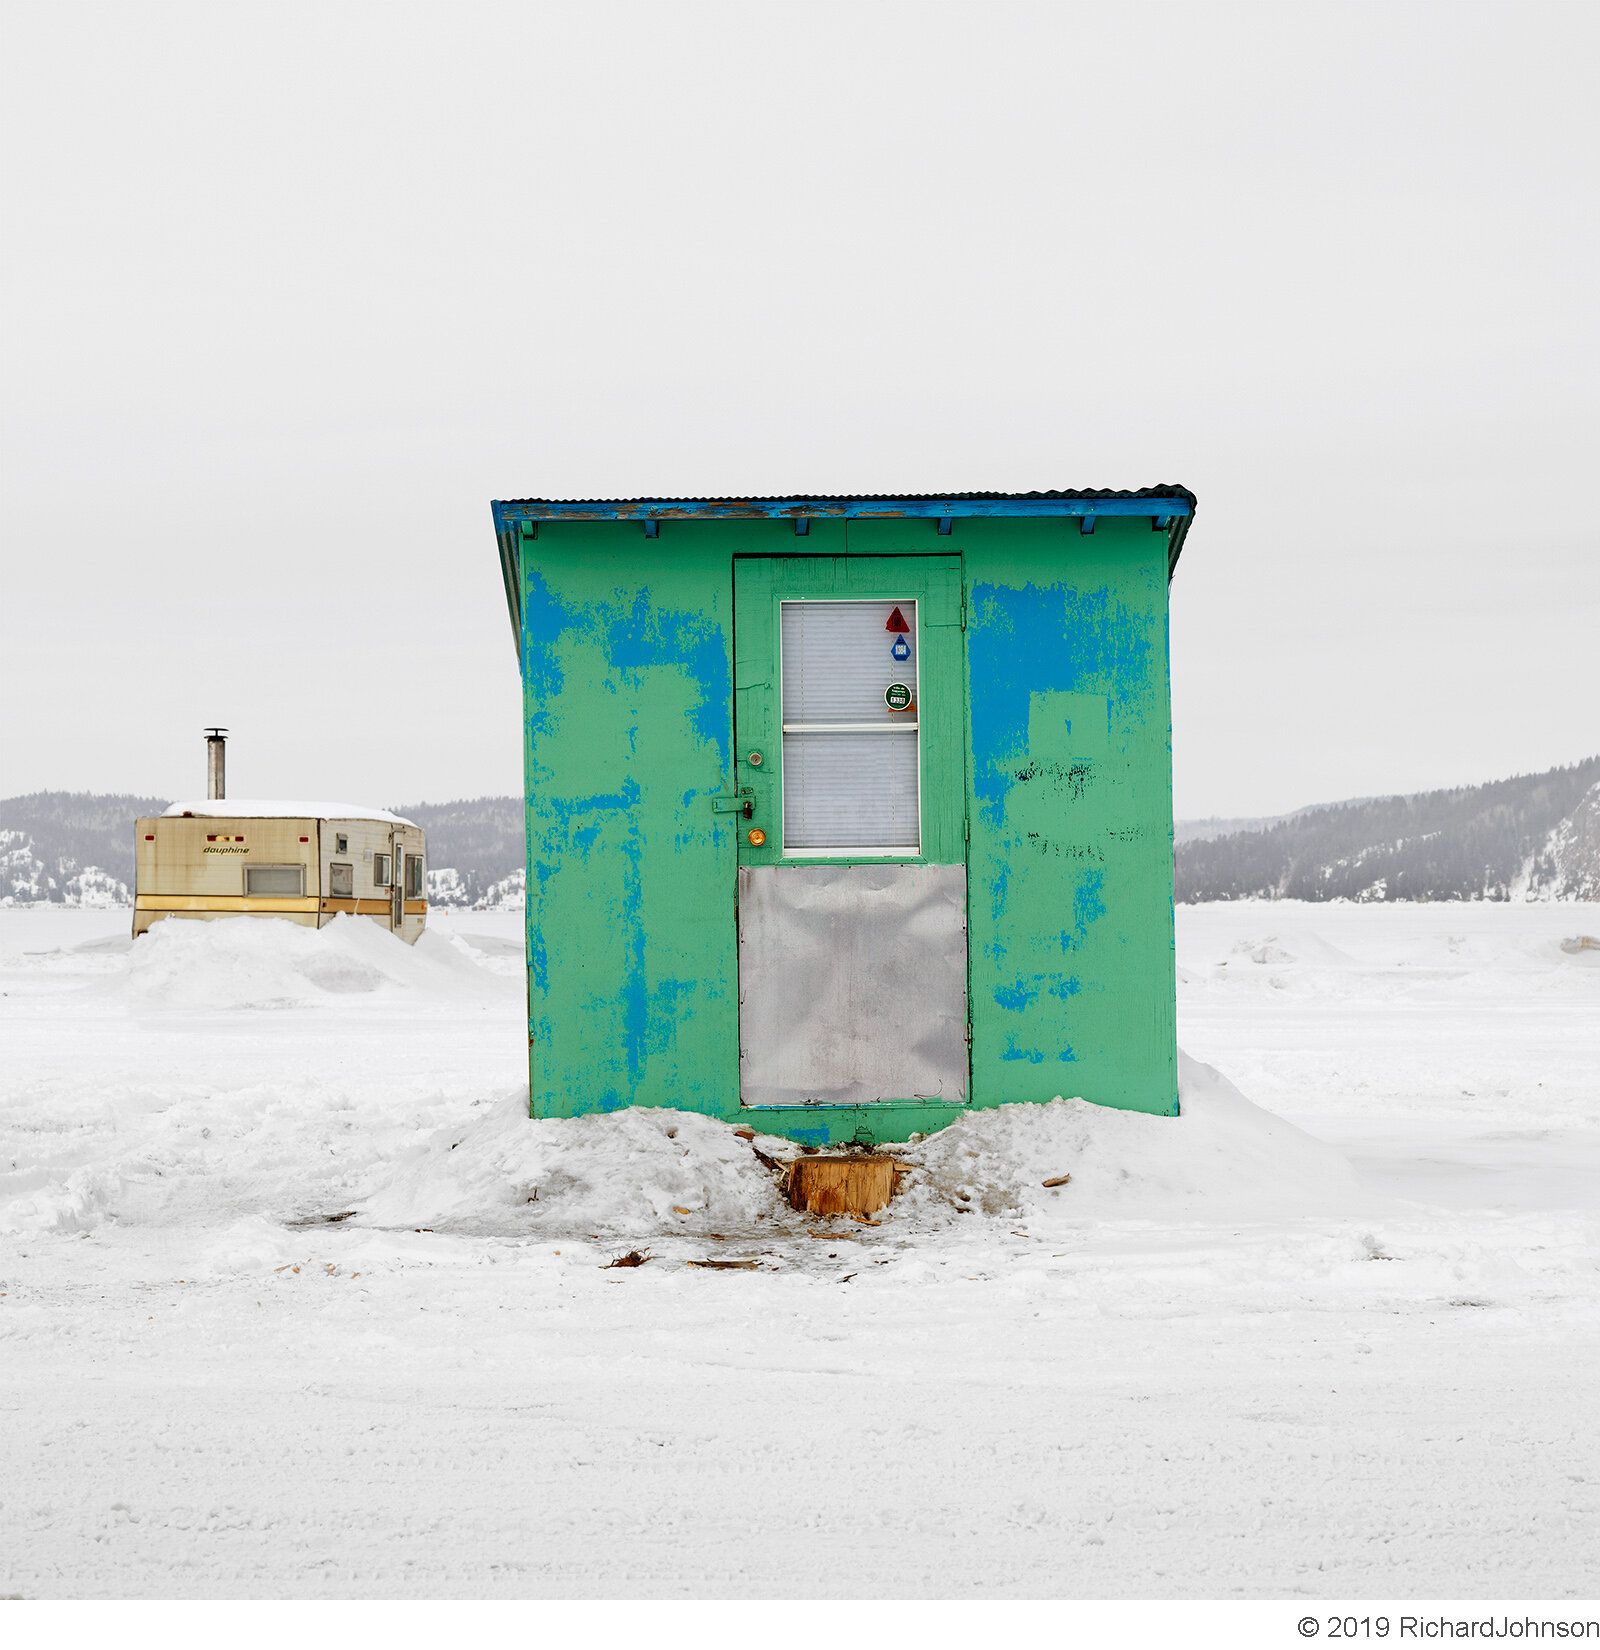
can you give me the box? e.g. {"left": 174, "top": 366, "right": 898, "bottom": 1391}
{"left": 3, "top": 0, "right": 1596, "bottom": 818}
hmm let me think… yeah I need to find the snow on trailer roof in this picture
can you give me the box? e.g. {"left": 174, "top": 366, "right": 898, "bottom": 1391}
{"left": 160, "top": 801, "right": 417, "bottom": 826}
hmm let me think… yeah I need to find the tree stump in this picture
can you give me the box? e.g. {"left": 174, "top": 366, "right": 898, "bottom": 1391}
{"left": 785, "top": 1155, "right": 899, "bottom": 1217}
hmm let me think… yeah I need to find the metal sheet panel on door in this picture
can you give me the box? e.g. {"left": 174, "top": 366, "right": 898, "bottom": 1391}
{"left": 737, "top": 863, "right": 969, "bottom": 1108}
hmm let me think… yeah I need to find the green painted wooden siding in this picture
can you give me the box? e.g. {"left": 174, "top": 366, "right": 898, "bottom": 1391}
{"left": 519, "top": 514, "right": 1177, "bottom": 1136}
{"left": 962, "top": 517, "right": 1178, "bottom": 1116}
{"left": 520, "top": 521, "right": 739, "bottom": 1119}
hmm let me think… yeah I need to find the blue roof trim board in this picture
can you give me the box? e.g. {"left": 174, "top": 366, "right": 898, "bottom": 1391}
{"left": 492, "top": 487, "right": 1192, "bottom": 512}
{"left": 493, "top": 487, "right": 1193, "bottom": 526}
{"left": 492, "top": 487, "right": 1197, "bottom": 650}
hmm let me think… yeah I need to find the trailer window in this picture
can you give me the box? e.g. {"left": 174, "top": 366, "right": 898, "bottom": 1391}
{"left": 373, "top": 853, "right": 391, "bottom": 887}
{"left": 404, "top": 855, "right": 424, "bottom": 898}
{"left": 245, "top": 864, "right": 304, "bottom": 897}
{"left": 335, "top": 833, "right": 348, "bottom": 854}
{"left": 329, "top": 863, "right": 353, "bottom": 898}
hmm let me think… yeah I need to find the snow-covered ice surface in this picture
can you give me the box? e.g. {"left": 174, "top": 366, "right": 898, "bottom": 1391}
{"left": 2, "top": 900, "right": 1597, "bottom": 1598}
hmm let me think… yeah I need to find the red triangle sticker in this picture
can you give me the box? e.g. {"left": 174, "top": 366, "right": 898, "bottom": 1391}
{"left": 885, "top": 606, "right": 910, "bottom": 633}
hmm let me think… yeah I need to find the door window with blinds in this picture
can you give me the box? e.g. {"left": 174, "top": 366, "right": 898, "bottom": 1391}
{"left": 781, "top": 599, "right": 920, "bottom": 853}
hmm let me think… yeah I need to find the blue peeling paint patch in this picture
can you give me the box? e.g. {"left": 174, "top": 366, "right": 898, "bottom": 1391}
{"left": 996, "top": 972, "right": 1080, "bottom": 1014}
{"left": 788, "top": 1127, "right": 829, "bottom": 1146}
{"left": 995, "top": 982, "right": 1038, "bottom": 1011}
{"left": 1072, "top": 869, "right": 1106, "bottom": 943}
{"left": 521, "top": 570, "right": 571, "bottom": 704}
{"left": 618, "top": 816, "right": 647, "bottom": 1080}
{"left": 603, "top": 591, "right": 731, "bottom": 769}
{"left": 608, "top": 809, "right": 705, "bottom": 1084}
{"left": 547, "top": 780, "right": 643, "bottom": 827}
{"left": 986, "top": 859, "right": 1010, "bottom": 962}
{"left": 683, "top": 634, "right": 732, "bottom": 768}
{"left": 648, "top": 978, "right": 693, "bottom": 1047}
{"left": 968, "top": 584, "right": 1043, "bottom": 821}
{"left": 968, "top": 581, "right": 1153, "bottom": 824}
{"left": 1002, "top": 1038, "right": 1048, "bottom": 1064}
{"left": 523, "top": 581, "right": 732, "bottom": 769}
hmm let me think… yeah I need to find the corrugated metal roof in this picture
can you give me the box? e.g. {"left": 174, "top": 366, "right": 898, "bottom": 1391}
{"left": 491, "top": 487, "right": 1198, "bottom": 648}
{"left": 494, "top": 486, "right": 1196, "bottom": 509}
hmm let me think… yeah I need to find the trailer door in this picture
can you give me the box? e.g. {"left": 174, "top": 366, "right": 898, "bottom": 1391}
{"left": 389, "top": 828, "right": 404, "bottom": 932}
{"left": 733, "top": 554, "right": 969, "bottom": 1109}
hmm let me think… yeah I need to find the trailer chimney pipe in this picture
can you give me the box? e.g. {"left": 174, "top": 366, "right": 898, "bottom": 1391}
{"left": 205, "top": 728, "right": 227, "bottom": 800}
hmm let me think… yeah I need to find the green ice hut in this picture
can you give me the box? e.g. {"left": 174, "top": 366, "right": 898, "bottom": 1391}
{"left": 493, "top": 489, "right": 1196, "bottom": 1146}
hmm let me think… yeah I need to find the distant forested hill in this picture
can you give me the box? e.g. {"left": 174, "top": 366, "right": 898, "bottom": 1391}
{"left": 0, "top": 791, "right": 169, "bottom": 904}
{"left": 1175, "top": 758, "right": 1600, "bottom": 903}
{"left": 11, "top": 763, "right": 1598, "bottom": 909}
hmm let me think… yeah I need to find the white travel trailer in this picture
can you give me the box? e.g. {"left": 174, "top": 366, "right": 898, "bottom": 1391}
{"left": 133, "top": 801, "right": 427, "bottom": 944}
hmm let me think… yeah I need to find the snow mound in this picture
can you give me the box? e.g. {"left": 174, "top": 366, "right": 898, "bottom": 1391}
{"left": 0, "top": 1160, "right": 127, "bottom": 1236}
{"left": 360, "top": 1053, "right": 1364, "bottom": 1236}
{"left": 119, "top": 914, "right": 499, "bottom": 1009}
{"left": 892, "top": 1052, "right": 1362, "bottom": 1223}
{"left": 359, "top": 1102, "right": 788, "bottom": 1234}
{"left": 0, "top": 1069, "right": 505, "bottom": 1239}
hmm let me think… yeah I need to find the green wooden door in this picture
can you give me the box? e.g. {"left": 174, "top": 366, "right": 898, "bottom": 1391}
{"left": 732, "top": 556, "right": 970, "bottom": 1115}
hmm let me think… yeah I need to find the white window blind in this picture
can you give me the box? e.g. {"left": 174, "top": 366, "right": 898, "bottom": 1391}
{"left": 780, "top": 599, "right": 920, "bottom": 851}
{"left": 245, "top": 864, "right": 303, "bottom": 897}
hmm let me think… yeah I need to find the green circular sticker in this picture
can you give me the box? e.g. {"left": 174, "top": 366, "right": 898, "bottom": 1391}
{"left": 884, "top": 682, "right": 913, "bottom": 711}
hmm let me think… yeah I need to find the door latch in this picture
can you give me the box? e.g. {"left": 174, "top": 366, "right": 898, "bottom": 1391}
{"left": 711, "top": 788, "right": 755, "bottom": 820}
